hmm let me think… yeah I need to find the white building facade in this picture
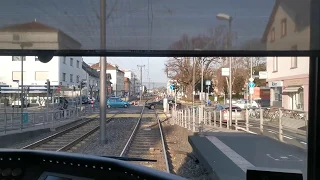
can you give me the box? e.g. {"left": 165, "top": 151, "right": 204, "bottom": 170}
{"left": 81, "top": 62, "right": 100, "bottom": 98}
{"left": 0, "top": 56, "right": 84, "bottom": 102}
{"left": 124, "top": 70, "right": 137, "bottom": 96}
{"left": 91, "top": 63, "right": 124, "bottom": 97}
{"left": 262, "top": 0, "right": 310, "bottom": 111}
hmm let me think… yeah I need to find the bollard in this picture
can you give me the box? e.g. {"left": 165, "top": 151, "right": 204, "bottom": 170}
{"left": 203, "top": 110, "right": 208, "bottom": 125}
{"left": 213, "top": 110, "right": 216, "bottom": 127}
{"left": 279, "top": 109, "right": 283, "bottom": 142}
{"left": 188, "top": 108, "right": 191, "bottom": 130}
{"left": 260, "top": 107, "right": 263, "bottom": 134}
{"left": 246, "top": 108, "right": 249, "bottom": 131}
{"left": 199, "top": 106, "right": 203, "bottom": 129}
{"left": 235, "top": 109, "right": 238, "bottom": 131}
{"left": 209, "top": 111, "right": 212, "bottom": 126}
{"left": 219, "top": 110, "right": 222, "bottom": 128}
{"left": 227, "top": 110, "right": 230, "bottom": 130}
{"left": 184, "top": 109, "right": 187, "bottom": 128}
{"left": 193, "top": 107, "right": 196, "bottom": 132}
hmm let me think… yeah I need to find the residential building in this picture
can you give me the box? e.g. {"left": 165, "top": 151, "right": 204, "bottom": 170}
{"left": 124, "top": 77, "right": 130, "bottom": 96}
{"left": 81, "top": 62, "right": 100, "bottom": 98}
{"left": 91, "top": 62, "right": 124, "bottom": 97}
{"left": 124, "top": 70, "right": 138, "bottom": 96}
{"left": 0, "top": 21, "right": 81, "bottom": 50}
{"left": 0, "top": 56, "right": 84, "bottom": 102}
{"left": 0, "top": 21, "right": 82, "bottom": 104}
{"left": 262, "top": 0, "right": 310, "bottom": 111}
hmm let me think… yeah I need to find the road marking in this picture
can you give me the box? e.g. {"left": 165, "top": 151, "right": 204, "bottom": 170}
{"left": 266, "top": 154, "right": 279, "bottom": 160}
{"left": 300, "top": 141, "right": 307, "bottom": 145}
{"left": 35, "top": 123, "right": 44, "bottom": 126}
{"left": 283, "top": 135, "right": 293, "bottom": 140}
{"left": 206, "top": 136, "right": 255, "bottom": 172}
{"left": 268, "top": 130, "right": 277, "bottom": 134}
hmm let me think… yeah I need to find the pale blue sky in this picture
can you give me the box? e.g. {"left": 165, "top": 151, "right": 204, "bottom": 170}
{"left": 83, "top": 57, "right": 168, "bottom": 83}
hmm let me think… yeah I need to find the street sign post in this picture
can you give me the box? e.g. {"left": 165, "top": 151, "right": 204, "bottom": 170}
{"left": 205, "top": 80, "right": 211, "bottom": 86}
{"left": 259, "top": 71, "right": 268, "bottom": 79}
{"left": 249, "top": 87, "right": 254, "bottom": 94}
{"left": 169, "top": 84, "right": 174, "bottom": 90}
{"left": 249, "top": 77, "right": 254, "bottom": 82}
{"left": 248, "top": 82, "right": 255, "bottom": 88}
{"left": 222, "top": 68, "right": 230, "bottom": 76}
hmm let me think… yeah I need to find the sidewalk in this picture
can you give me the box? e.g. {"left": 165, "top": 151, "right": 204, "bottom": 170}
{"left": 249, "top": 116, "right": 307, "bottom": 130}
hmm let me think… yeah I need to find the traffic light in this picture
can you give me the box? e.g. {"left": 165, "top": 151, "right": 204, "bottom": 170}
{"left": 45, "top": 79, "right": 50, "bottom": 93}
{"left": 78, "top": 81, "right": 86, "bottom": 89}
{"left": 172, "top": 84, "right": 176, "bottom": 90}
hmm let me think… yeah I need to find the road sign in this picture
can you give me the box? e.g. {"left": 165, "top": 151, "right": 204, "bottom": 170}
{"left": 169, "top": 84, "right": 174, "bottom": 90}
{"left": 221, "top": 68, "right": 229, "bottom": 76}
{"left": 249, "top": 87, "right": 254, "bottom": 94}
{"left": 205, "top": 80, "right": 211, "bottom": 86}
{"left": 248, "top": 82, "right": 255, "bottom": 88}
{"left": 249, "top": 77, "right": 254, "bottom": 82}
{"left": 259, "top": 71, "right": 268, "bottom": 79}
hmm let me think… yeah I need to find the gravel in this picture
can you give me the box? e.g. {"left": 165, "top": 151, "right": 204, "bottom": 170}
{"left": 162, "top": 123, "right": 215, "bottom": 180}
{"left": 73, "top": 118, "right": 138, "bottom": 156}
{"left": 5, "top": 118, "right": 89, "bottom": 149}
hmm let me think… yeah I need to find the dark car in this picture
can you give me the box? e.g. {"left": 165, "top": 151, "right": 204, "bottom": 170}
{"left": 145, "top": 99, "right": 181, "bottom": 110}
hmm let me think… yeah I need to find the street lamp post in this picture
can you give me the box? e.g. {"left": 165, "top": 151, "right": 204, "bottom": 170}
{"left": 217, "top": 13, "right": 233, "bottom": 127}
{"left": 201, "top": 58, "right": 204, "bottom": 102}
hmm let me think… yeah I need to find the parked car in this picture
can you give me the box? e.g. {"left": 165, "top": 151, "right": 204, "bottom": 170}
{"left": 107, "top": 97, "right": 130, "bottom": 108}
{"left": 233, "top": 99, "right": 260, "bottom": 109}
{"left": 214, "top": 104, "right": 245, "bottom": 123}
{"left": 145, "top": 99, "right": 181, "bottom": 110}
{"left": 82, "top": 97, "right": 89, "bottom": 104}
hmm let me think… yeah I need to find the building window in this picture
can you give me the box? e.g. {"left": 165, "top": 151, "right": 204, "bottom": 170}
{"left": 35, "top": 56, "right": 39, "bottom": 61}
{"left": 12, "top": 56, "right": 26, "bottom": 61}
{"left": 77, "top": 75, "right": 80, "bottom": 83}
{"left": 281, "top": 19, "right": 287, "bottom": 37}
{"left": 77, "top": 60, "right": 80, "bottom": 68}
{"left": 12, "top": 71, "right": 26, "bottom": 81}
{"left": 13, "top": 34, "right": 20, "bottom": 41}
{"left": 70, "top": 58, "right": 73, "bottom": 66}
{"left": 35, "top": 71, "right": 49, "bottom": 81}
{"left": 273, "top": 57, "right": 278, "bottom": 72}
{"left": 291, "top": 45, "right": 298, "bottom": 68}
{"left": 274, "top": 87, "right": 282, "bottom": 101}
{"left": 70, "top": 74, "right": 73, "bottom": 82}
{"left": 62, "top": 73, "right": 66, "bottom": 81}
{"left": 270, "top": 28, "right": 275, "bottom": 42}
{"left": 62, "top": 57, "right": 66, "bottom": 64}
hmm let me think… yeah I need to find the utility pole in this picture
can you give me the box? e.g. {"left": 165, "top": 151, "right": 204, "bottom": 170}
{"left": 250, "top": 57, "right": 253, "bottom": 105}
{"left": 192, "top": 57, "right": 195, "bottom": 107}
{"left": 99, "top": 0, "right": 107, "bottom": 144}
{"left": 20, "top": 55, "right": 24, "bottom": 129}
{"left": 137, "top": 65, "right": 145, "bottom": 102}
{"left": 201, "top": 58, "right": 204, "bottom": 103}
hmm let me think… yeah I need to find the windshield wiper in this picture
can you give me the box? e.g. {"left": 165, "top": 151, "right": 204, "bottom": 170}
{"left": 100, "top": 156, "right": 157, "bottom": 162}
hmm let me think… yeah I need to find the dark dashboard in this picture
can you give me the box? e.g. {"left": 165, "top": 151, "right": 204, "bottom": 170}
{"left": 0, "top": 149, "right": 186, "bottom": 180}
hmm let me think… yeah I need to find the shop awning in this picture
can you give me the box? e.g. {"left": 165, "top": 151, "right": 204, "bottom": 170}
{"left": 283, "top": 87, "right": 301, "bottom": 93}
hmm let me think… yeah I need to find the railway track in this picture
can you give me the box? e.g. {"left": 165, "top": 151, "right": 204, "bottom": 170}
{"left": 120, "top": 108, "right": 170, "bottom": 173}
{"left": 21, "top": 113, "right": 119, "bottom": 152}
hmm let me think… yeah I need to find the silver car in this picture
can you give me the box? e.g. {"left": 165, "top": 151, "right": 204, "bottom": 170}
{"left": 214, "top": 104, "right": 245, "bottom": 123}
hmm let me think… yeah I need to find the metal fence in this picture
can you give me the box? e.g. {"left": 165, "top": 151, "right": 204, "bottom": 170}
{"left": 0, "top": 105, "right": 98, "bottom": 134}
{"left": 171, "top": 106, "right": 308, "bottom": 144}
